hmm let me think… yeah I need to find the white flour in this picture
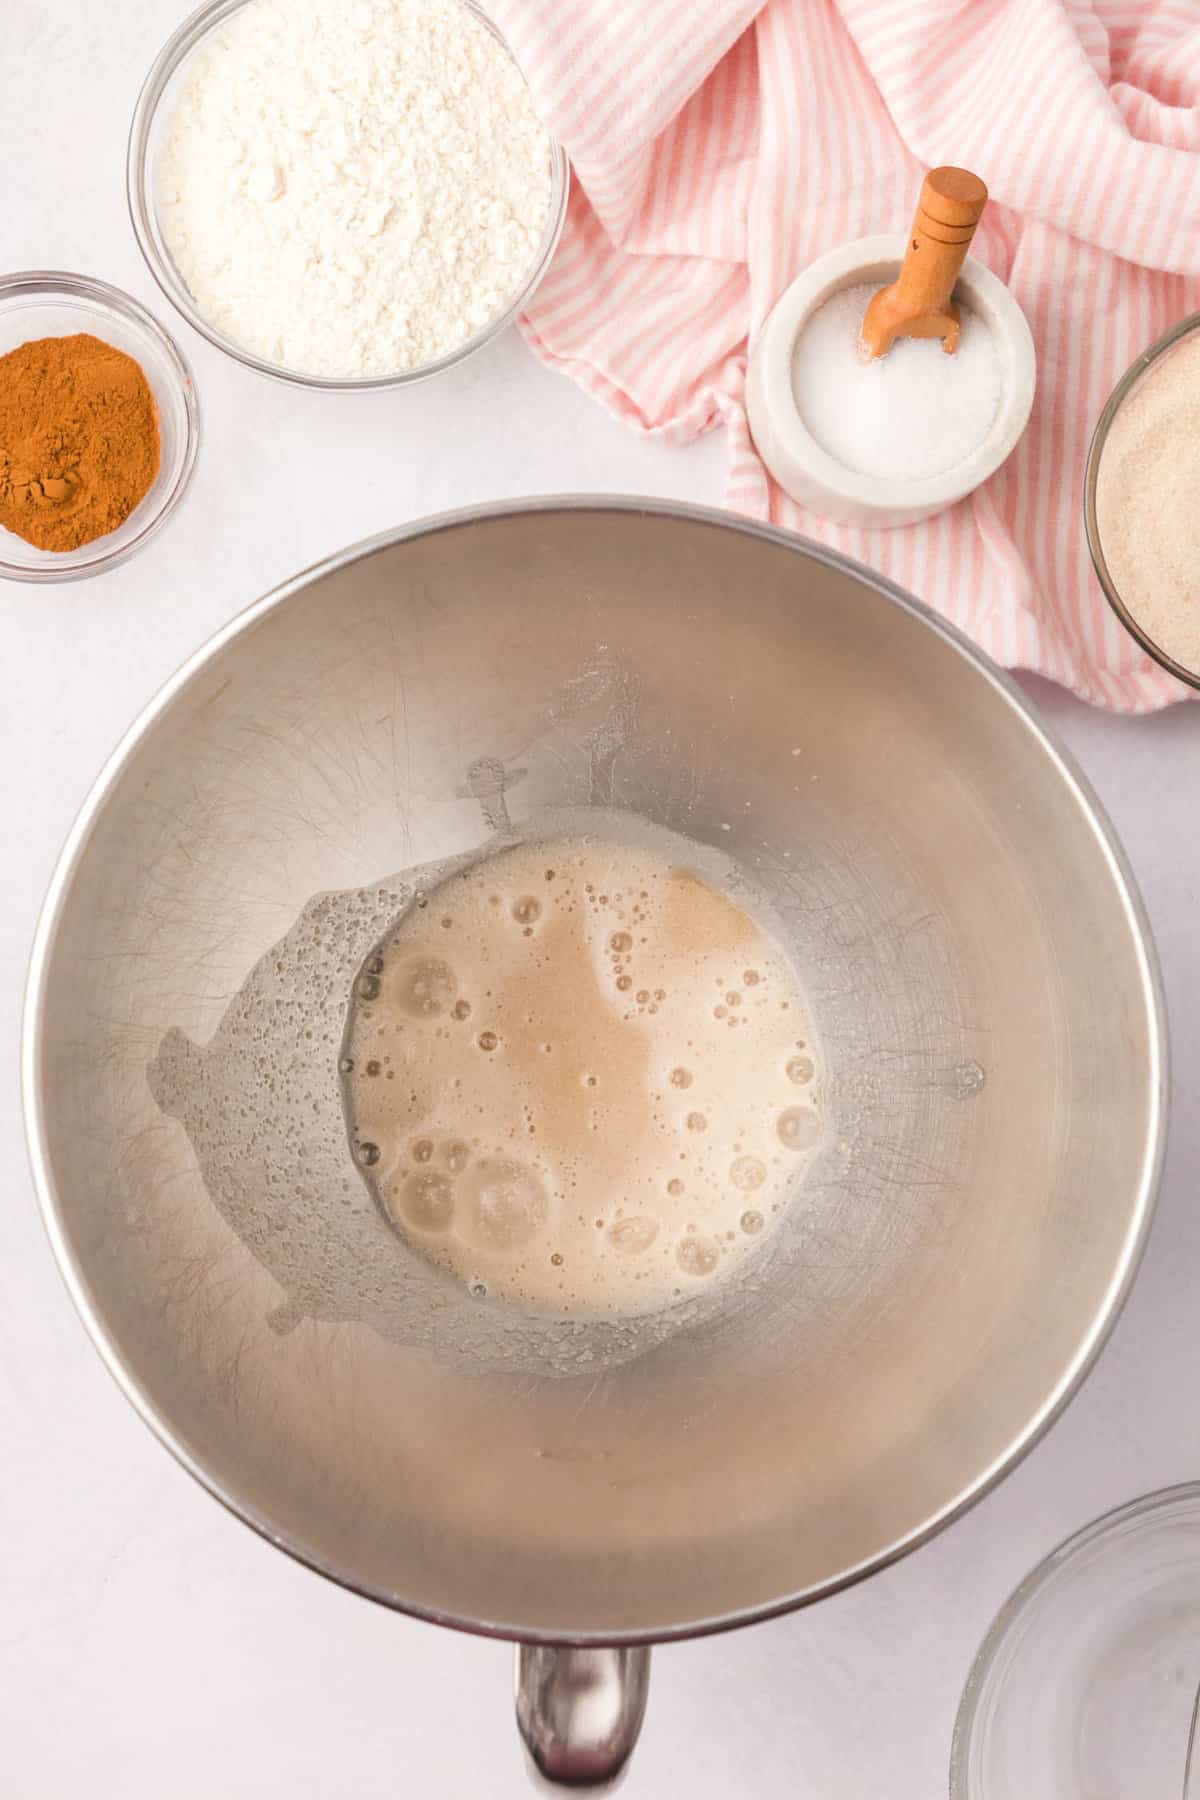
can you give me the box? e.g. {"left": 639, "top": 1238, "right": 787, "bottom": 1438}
{"left": 160, "top": 0, "right": 554, "bottom": 378}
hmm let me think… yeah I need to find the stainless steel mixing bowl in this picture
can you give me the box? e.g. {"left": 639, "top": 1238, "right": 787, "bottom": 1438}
{"left": 24, "top": 501, "right": 1165, "bottom": 1786}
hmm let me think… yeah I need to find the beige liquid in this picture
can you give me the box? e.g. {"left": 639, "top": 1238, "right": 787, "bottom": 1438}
{"left": 342, "top": 838, "right": 821, "bottom": 1316}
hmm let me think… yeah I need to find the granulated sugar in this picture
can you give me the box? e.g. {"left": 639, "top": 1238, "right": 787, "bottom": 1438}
{"left": 1095, "top": 330, "right": 1200, "bottom": 675}
{"left": 791, "top": 282, "right": 1003, "bottom": 481}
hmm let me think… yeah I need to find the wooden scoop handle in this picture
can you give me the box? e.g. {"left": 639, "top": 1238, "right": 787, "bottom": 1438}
{"left": 861, "top": 167, "right": 988, "bottom": 359}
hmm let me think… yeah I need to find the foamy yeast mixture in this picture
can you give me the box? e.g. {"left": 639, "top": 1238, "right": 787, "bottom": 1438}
{"left": 342, "top": 839, "right": 821, "bottom": 1316}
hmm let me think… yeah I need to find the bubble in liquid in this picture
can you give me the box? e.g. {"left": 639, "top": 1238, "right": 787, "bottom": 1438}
{"left": 393, "top": 955, "right": 457, "bottom": 1019}
{"left": 338, "top": 1056, "right": 354, "bottom": 1074}
{"left": 365, "top": 956, "right": 384, "bottom": 976}
{"left": 412, "top": 1138, "right": 435, "bottom": 1164}
{"left": 954, "top": 1059, "right": 987, "bottom": 1098}
{"left": 469, "top": 1279, "right": 488, "bottom": 1299}
{"left": 676, "top": 1233, "right": 719, "bottom": 1277}
{"left": 666, "top": 1178, "right": 685, "bottom": 1197}
{"left": 550, "top": 1252, "right": 563, "bottom": 1266}
{"left": 670, "top": 1067, "right": 693, "bottom": 1089}
{"left": 443, "top": 1140, "right": 470, "bottom": 1174}
{"left": 356, "top": 974, "right": 381, "bottom": 1002}
{"left": 365, "top": 1059, "right": 381, "bottom": 1077}
{"left": 356, "top": 1141, "right": 381, "bottom": 1167}
{"left": 452, "top": 999, "right": 472, "bottom": 1021}
{"left": 513, "top": 896, "right": 541, "bottom": 925}
{"left": 394, "top": 1170, "right": 454, "bottom": 1232}
{"left": 744, "top": 970, "right": 760, "bottom": 986}
{"left": 740, "top": 1209, "right": 764, "bottom": 1234}
{"left": 616, "top": 975, "right": 633, "bottom": 992}
{"left": 777, "top": 1106, "right": 820, "bottom": 1150}
{"left": 609, "top": 1216, "right": 658, "bottom": 1256}
{"left": 686, "top": 1112, "right": 707, "bottom": 1133}
{"left": 610, "top": 931, "right": 632, "bottom": 953}
{"left": 787, "top": 1055, "right": 815, "bottom": 1085}
{"left": 477, "top": 1030, "right": 499, "bottom": 1051}
{"left": 458, "top": 1157, "right": 548, "bottom": 1251}
{"left": 730, "top": 1155, "right": 766, "bottom": 1191}
{"left": 726, "top": 992, "right": 741, "bottom": 1007}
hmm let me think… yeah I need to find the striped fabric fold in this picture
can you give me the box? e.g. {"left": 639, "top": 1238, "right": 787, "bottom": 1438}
{"left": 494, "top": 0, "right": 1200, "bottom": 711}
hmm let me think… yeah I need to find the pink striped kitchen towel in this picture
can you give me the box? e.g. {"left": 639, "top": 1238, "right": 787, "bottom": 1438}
{"left": 493, "top": 0, "right": 1200, "bottom": 712}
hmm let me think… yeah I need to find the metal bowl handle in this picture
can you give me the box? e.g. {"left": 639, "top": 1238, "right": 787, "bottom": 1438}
{"left": 515, "top": 1645, "right": 651, "bottom": 1789}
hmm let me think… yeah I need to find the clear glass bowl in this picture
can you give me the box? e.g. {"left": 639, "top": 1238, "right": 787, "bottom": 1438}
{"left": 0, "top": 271, "right": 199, "bottom": 583}
{"left": 1083, "top": 312, "right": 1200, "bottom": 692}
{"left": 951, "top": 1484, "right": 1200, "bottom": 1799}
{"left": 126, "top": 0, "right": 570, "bottom": 391}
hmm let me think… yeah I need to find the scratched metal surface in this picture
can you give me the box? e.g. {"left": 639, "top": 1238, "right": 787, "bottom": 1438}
{"left": 25, "top": 502, "right": 1162, "bottom": 1641}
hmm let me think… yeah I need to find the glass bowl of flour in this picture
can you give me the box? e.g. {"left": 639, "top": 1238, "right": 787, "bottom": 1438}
{"left": 127, "top": 0, "right": 568, "bottom": 389}
{"left": 1085, "top": 311, "right": 1200, "bottom": 690}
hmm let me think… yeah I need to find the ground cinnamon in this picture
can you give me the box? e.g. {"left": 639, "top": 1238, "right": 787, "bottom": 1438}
{"left": 0, "top": 333, "right": 160, "bottom": 553}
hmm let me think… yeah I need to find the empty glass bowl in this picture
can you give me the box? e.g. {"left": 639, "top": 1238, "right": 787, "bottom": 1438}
{"left": 126, "top": 0, "right": 570, "bottom": 391}
{"left": 952, "top": 1485, "right": 1200, "bottom": 1798}
{"left": 0, "top": 271, "right": 199, "bottom": 583}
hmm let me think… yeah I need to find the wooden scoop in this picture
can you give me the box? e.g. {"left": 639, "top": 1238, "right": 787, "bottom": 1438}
{"left": 860, "top": 167, "right": 988, "bottom": 360}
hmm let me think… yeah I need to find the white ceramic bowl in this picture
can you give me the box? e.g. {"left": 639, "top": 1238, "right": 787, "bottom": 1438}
{"left": 746, "top": 234, "right": 1036, "bottom": 529}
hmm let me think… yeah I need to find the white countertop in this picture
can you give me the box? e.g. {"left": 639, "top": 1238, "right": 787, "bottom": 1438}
{"left": 4, "top": 6, "right": 1198, "bottom": 1794}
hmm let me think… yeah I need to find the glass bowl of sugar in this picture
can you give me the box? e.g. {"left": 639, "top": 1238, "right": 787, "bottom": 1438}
{"left": 1084, "top": 312, "right": 1200, "bottom": 690}
{"left": 127, "top": 0, "right": 569, "bottom": 391}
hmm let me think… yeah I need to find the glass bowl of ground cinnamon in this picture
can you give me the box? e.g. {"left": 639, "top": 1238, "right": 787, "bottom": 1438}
{"left": 0, "top": 271, "right": 198, "bottom": 582}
